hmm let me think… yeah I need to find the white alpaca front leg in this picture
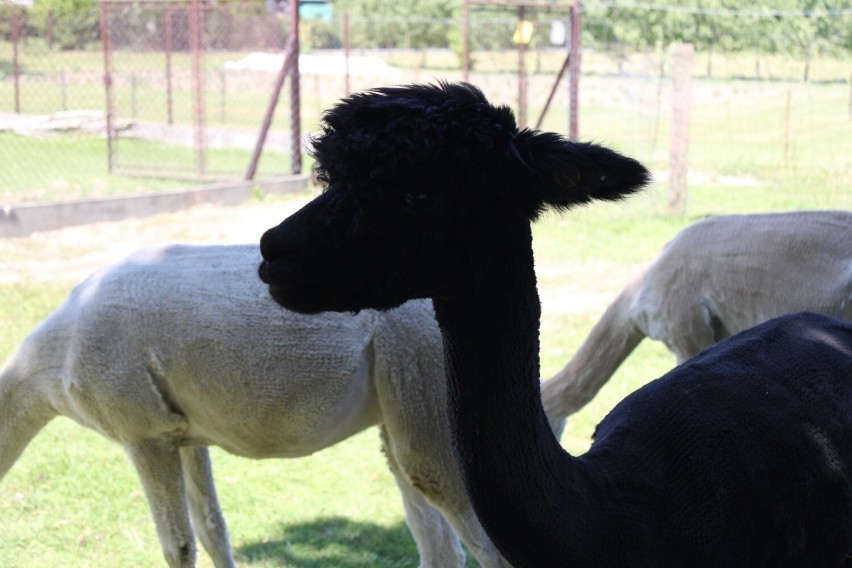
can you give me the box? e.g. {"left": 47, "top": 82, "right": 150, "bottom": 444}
{"left": 0, "top": 358, "right": 57, "bottom": 482}
{"left": 380, "top": 426, "right": 466, "bottom": 568}
{"left": 180, "top": 446, "right": 234, "bottom": 568}
{"left": 126, "top": 439, "right": 197, "bottom": 568}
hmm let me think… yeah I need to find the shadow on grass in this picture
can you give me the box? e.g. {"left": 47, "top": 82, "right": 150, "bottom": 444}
{"left": 237, "top": 516, "right": 420, "bottom": 567}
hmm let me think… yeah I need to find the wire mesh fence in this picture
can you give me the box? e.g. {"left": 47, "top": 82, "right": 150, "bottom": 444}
{"left": 307, "top": 4, "right": 850, "bottom": 212}
{"left": 101, "top": 0, "right": 294, "bottom": 180}
{"left": 1, "top": 0, "right": 299, "bottom": 204}
{"left": 1, "top": 1, "right": 850, "bottom": 209}
{"left": 1, "top": 2, "right": 118, "bottom": 203}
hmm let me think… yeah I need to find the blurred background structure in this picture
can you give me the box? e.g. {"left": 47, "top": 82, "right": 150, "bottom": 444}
{"left": 1, "top": 0, "right": 850, "bottom": 215}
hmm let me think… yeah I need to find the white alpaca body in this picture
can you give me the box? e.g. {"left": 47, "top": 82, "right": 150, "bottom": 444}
{"left": 543, "top": 209, "right": 852, "bottom": 423}
{"left": 0, "top": 244, "right": 509, "bottom": 568}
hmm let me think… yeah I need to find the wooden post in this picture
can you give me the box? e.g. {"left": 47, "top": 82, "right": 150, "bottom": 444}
{"left": 189, "top": 0, "right": 206, "bottom": 177}
{"left": 568, "top": 0, "right": 580, "bottom": 141}
{"left": 667, "top": 43, "right": 693, "bottom": 215}
{"left": 517, "top": 5, "right": 527, "bottom": 128}
{"left": 46, "top": 10, "right": 54, "bottom": 50}
{"left": 12, "top": 7, "right": 21, "bottom": 114}
{"left": 462, "top": 0, "right": 470, "bottom": 82}
{"left": 99, "top": 0, "right": 116, "bottom": 172}
{"left": 219, "top": 68, "right": 227, "bottom": 122}
{"left": 60, "top": 68, "right": 68, "bottom": 111}
{"left": 164, "top": 9, "right": 174, "bottom": 125}
{"left": 130, "top": 73, "right": 138, "bottom": 119}
{"left": 344, "top": 10, "right": 351, "bottom": 96}
{"left": 783, "top": 89, "right": 792, "bottom": 161}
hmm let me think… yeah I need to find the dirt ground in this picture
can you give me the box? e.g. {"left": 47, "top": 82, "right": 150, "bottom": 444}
{"left": 0, "top": 192, "right": 313, "bottom": 287}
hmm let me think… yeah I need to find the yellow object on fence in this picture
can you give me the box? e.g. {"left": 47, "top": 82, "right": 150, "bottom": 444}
{"left": 513, "top": 20, "right": 534, "bottom": 45}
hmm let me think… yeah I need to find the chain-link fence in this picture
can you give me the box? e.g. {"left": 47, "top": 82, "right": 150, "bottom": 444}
{"left": 1, "top": 1, "right": 118, "bottom": 203}
{"left": 297, "top": 3, "right": 850, "bottom": 211}
{"left": 101, "top": 0, "right": 296, "bottom": 180}
{"left": 1, "top": 0, "right": 299, "bottom": 204}
{"left": 2, "top": 1, "right": 850, "bottom": 208}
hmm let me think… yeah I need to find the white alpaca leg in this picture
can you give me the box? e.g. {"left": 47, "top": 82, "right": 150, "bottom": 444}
{"left": 180, "top": 446, "right": 234, "bottom": 568}
{"left": 440, "top": 508, "right": 514, "bottom": 568}
{"left": 0, "top": 358, "right": 56, "bottom": 481}
{"left": 126, "top": 440, "right": 196, "bottom": 568}
{"left": 380, "top": 427, "right": 466, "bottom": 568}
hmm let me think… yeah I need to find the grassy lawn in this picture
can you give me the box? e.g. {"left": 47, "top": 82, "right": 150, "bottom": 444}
{"left": 0, "top": 132, "right": 295, "bottom": 203}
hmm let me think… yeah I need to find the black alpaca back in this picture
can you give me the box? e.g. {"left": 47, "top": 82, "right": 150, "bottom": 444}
{"left": 575, "top": 312, "right": 852, "bottom": 566}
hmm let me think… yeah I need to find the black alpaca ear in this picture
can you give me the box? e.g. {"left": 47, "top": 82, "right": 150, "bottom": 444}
{"left": 509, "top": 129, "right": 651, "bottom": 216}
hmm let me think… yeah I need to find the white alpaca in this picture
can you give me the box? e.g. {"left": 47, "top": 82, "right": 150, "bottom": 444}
{"left": 0, "top": 244, "right": 510, "bottom": 568}
{"left": 542, "top": 209, "right": 852, "bottom": 426}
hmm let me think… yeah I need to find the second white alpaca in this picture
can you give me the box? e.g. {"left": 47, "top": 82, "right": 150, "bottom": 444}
{"left": 0, "top": 243, "right": 509, "bottom": 568}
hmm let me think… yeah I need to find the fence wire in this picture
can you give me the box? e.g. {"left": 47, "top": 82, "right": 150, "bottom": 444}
{"left": 1, "top": 2, "right": 850, "bottom": 208}
{"left": 101, "top": 0, "right": 293, "bottom": 180}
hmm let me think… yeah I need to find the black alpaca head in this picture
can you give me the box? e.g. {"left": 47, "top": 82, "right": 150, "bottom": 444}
{"left": 258, "top": 82, "right": 650, "bottom": 314}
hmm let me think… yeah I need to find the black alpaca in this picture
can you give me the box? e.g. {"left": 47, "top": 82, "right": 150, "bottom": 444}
{"left": 258, "top": 82, "right": 852, "bottom": 567}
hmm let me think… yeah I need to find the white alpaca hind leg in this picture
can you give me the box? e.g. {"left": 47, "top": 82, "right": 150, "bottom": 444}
{"left": 180, "top": 446, "right": 234, "bottom": 568}
{"left": 126, "top": 439, "right": 197, "bottom": 568}
{"left": 380, "top": 426, "right": 466, "bottom": 568}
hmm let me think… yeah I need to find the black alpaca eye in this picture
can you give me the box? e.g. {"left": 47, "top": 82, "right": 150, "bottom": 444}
{"left": 400, "top": 192, "right": 430, "bottom": 209}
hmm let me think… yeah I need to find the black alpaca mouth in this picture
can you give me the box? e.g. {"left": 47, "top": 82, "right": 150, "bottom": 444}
{"left": 258, "top": 260, "right": 351, "bottom": 314}
{"left": 258, "top": 260, "right": 306, "bottom": 310}
{"left": 257, "top": 260, "right": 272, "bottom": 284}
{"left": 265, "top": 280, "right": 328, "bottom": 314}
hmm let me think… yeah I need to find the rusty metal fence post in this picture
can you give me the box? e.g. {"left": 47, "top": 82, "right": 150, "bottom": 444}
{"left": 245, "top": 38, "right": 297, "bottom": 181}
{"left": 289, "top": 0, "right": 301, "bottom": 175}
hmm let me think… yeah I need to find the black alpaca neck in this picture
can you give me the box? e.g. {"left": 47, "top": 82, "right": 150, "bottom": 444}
{"left": 430, "top": 218, "right": 852, "bottom": 568}
{"left": 432, "top": 218, "right": 588, "bottom": 567}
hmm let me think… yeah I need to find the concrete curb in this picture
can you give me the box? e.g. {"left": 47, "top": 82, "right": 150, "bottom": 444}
{"left": 0, "top": 175, "right": 309, "bottom": 239}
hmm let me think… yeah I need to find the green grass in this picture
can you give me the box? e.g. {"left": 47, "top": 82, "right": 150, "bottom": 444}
{"left": 0, "top": 283, "right": 71, "bottom": 362}
{"left": 0, "top": 133, "right": 174, "bottom": 203}
{"left": 0, "top": 421, "right": 423, "bottom": 567}
{"left": 0, "top": 132, "right": 293, "bottom": 203}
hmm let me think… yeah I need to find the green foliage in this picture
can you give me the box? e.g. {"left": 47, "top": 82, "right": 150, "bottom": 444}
{"left": 304, "top": 19, "right": 343, "bottom": 49}
{"left": 334, "top": 0, "right": 456, "bottom": 48}
{"left": 0, "top": 5, "right": 40, "bottom": 46}
{"left": 31, "top": 0, "right": 100, "bottom": 50}
{"left": 0, "top": 284, "right": 69, "bottom": 362}
{"left": 6, "top": 0, "right": 850, "bottom": 60}
{"left": 325, "top": 0, "right": 851, "bottom": 61}
{"left": 581, "top": 0, "right": 851, "bottom": 58}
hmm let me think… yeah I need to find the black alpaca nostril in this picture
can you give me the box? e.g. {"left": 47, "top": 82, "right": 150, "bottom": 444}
{"left": 260, "top": 223, "right": 307, "bottom": 264}
{"left": 257, "top": 260, "right": 270, "bottom": 284}
{"left": 259, "top": 228, "right": 278, "bottom": 261}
